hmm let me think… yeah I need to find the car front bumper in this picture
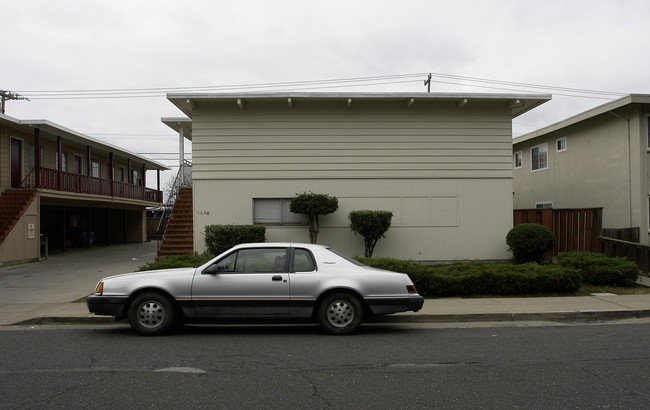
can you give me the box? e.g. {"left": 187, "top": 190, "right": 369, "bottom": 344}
{"left": 87, "top": 295, "right": 128, "bottom": 317}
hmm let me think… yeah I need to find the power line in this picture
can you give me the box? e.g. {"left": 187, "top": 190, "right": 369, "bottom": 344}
{"left": 12, "top": 72, "right": 626, "bottom": 101}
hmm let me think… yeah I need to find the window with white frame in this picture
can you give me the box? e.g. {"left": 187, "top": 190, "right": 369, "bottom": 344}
{"left": 531, "top": 143, "right": 548, "bottom": 171}
{"left": 91, "top": 160, "right": 100, "bottom": 178}
{"left": 253, "top": 198, "right": 307, "bottom": 225}
{"left": 514, "top": 151, "right": 522, "bottom": 169}
{"left": 56, "top": 151, "right": 68, "bottom": 172}
{"left": 535, "top": 202, "right": 553, "bottom": 209}
{"left": 556, "top": 137, "right": 567, "bottom": 152}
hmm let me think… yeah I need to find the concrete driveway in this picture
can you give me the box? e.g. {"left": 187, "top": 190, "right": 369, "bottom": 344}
{"left": 0, "top": 241, "right": 158, "bottom": 324}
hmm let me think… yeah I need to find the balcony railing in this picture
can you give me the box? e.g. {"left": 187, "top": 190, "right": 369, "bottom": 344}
{"left": 21, "top": 167, "right": 163, "bottom": 204}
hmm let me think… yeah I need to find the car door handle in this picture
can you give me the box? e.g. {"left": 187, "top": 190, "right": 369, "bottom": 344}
{"left": 272, "top": 275, "right": 283, "bottom": 282}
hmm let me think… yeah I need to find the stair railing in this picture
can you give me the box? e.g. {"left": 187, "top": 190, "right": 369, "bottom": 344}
{"left": 156, "top": 160, "right": 192, "bottom": 252}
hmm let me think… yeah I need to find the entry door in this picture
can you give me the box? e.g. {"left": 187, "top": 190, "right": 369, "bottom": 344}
{"left": 10, "top": 138, "right": 22, "bottom": 188}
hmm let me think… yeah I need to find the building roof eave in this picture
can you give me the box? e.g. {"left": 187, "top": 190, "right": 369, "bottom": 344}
{"left": 513, "top": 94, "right": 650, "bottom": 145}
{"left": 166, "top": 91, "right": 551, "bottom": 119}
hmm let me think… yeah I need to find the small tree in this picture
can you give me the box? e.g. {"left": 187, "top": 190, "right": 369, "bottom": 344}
{"left": 290, "top": 192, "right": 338, "bottom": 244}
{"left": 349, "top": 210, "right": 393, "bottom": 257}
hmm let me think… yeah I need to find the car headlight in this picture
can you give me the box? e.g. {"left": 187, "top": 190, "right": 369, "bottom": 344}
{"left": 94, "top": 281, "right": 104, "bottom": 295}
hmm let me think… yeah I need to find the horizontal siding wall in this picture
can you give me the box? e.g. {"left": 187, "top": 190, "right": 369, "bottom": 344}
{"left": 191, "top": 100, "right": 513, "bottom": 180}
{"left": 193, "top": 178, "right": 513, "bottom": 261}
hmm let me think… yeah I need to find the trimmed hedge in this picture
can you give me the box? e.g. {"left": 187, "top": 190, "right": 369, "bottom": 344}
{"left": 356, "top": 257, "right": 581, "bottom": 296}
{"left": 558, "top": 252, "right": 639, "bottom": 286}
{"left": 506, "top": 223, "right": 557, "bottom": 264}
{"left": 138, "top": 253, "right": 213, "bottom": 272}
{"left": 204, "top": 224, "right": 266, "bottom": 256}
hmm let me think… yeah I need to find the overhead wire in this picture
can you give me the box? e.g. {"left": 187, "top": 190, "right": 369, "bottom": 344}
{"left": 14, "top": 72, "right": 625, "bottom": 100}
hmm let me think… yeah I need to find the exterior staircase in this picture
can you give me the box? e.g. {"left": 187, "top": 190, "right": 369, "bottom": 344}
{"left": 157, "top": 187, "right": 194, "bottom": 257}
{"left": 0, "top": 190, "right": 37, "bottom": 246}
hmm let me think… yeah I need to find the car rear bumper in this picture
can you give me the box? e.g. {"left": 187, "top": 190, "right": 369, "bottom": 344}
{"left": 368, "top": 295, "right": 425, "bottom": 315}
{"left": 409, "top": 295, "right": 425, "bottom": 312}
{"left": 87, "top": 295, "right": 128, "bottom": 317}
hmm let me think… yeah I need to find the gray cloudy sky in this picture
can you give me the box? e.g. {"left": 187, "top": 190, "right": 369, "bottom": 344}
{"left": 3, "top": 0, "right": 650, "bottom": 187}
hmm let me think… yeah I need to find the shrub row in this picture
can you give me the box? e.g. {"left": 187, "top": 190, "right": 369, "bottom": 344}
{"left": 558, "top": 252, "right": 638, "bottom": 286}
{"left": 356, "top": 258, "right": 581, "bottom": 296}
{"left": 138, "top": 252, "right": 213, "bottom": 271}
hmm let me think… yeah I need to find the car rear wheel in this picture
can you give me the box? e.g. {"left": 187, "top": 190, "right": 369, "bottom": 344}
{"left": 128, "top": 292, "right": 177, "bottom": 336}
{"left": 317, "top": 292, "right": 364, "bottom": 335}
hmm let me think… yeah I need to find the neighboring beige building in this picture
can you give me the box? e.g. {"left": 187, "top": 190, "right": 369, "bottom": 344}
{"left": 0, "top": 113, "right": 168, "bottom": 265}
{"left": 165, "top": 92, "right": 549, "bottom": 261}
{"left": 513, "top": 94, "right": 650, "bottom": 244}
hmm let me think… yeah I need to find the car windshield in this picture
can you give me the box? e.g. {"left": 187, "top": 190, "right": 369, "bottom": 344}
{"left": 327, "top": 248, "right": 366, "bottom": 267}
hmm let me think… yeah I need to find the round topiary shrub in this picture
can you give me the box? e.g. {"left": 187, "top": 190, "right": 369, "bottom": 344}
{"left": 506, "top": 223, "right": 557, "bottom": 264}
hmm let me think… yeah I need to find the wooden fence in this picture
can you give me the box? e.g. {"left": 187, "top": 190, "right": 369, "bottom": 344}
{"left": 514, "top": 208, "right": 603, "bottom": 255}
{"left": 600, "top": 237, "right": 650, "bottom": 276}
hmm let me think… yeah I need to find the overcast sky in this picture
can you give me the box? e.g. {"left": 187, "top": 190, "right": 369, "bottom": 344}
{"left": 3, "top": 0, "right": 650, "bottom": 188}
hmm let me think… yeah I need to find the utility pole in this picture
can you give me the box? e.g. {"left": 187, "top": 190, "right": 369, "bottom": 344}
{"left": 0, "top": 90, "right": 29, "bottom": 114}
{"left": 423, "top": 73, "right": 432, "bottom": 93}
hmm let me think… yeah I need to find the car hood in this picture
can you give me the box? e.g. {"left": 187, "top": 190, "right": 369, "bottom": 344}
{"left": 101, "top": 267, "right": 195, "bottom": 282}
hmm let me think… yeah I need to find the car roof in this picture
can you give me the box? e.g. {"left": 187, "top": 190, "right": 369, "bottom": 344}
{"left": 232, "top": 242, "right": 329, "bottom": 250}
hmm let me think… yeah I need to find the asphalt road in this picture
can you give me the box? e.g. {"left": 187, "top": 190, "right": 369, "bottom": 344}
{"left": 2, "top": 321, "right": 650, "bottom": 409}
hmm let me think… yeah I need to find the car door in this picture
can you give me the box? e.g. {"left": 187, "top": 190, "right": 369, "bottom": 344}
{"left": 191, "top": 247, "right": 291, "bottom": 317}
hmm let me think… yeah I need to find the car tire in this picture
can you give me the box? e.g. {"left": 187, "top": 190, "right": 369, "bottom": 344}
{"left": 128, "top": 292, "right": 177, "bottom": 336}
{"left": 317, "top": 292, "right": 364, "bottom": 335}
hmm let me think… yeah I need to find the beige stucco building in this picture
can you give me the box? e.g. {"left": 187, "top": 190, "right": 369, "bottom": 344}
{"left": 0, "top": 113, "right": 168, "bottom": 265}
{"left": 513, "top": 94, "right": 650, "bottom": 244}
{"left": 165, "top": 92, "right": 549, "bottom": 261}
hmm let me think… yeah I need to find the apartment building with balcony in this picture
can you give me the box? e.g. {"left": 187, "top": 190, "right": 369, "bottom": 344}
{"left": 0, "top": 112, "right": 168, "bottom": 265}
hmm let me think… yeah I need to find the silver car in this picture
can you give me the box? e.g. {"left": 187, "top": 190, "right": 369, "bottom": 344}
{"left": 87, "top": 243, "right": 424, "bottom": 335}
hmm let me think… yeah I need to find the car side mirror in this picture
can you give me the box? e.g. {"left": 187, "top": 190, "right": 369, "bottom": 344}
{"left": 202, "top": 264, "right": 219, "bottom": 275}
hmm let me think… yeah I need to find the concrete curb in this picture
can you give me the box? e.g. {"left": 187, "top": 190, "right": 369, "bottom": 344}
{"left": 8, "top": 309, "right": 650, "bottom": 327}
{"left": 370, "top": 310, "right": 650, "bottom": 323}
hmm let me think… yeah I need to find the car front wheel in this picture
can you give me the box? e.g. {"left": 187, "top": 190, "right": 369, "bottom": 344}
{"left": 128, "top": 292, "right": 177, "bottom": 336}
{"left": 317, "top": 292, "right": 364, "bottom": 335}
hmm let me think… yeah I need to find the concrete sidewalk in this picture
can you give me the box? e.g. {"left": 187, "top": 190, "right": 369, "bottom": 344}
{"left": 1, "top": 242, "right": 650, "bottom": 327}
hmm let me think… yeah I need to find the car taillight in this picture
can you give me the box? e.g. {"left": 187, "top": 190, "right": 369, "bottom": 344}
{"left": 406, "top": 285, "right": 418, "bottom": 293}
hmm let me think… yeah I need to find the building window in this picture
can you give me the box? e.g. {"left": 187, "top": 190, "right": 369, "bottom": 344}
{"left": 56, "top": 151, "right": 68, "bottom": 172}
{"left": 531, "top": 143, "right": 548, "bottom": 171}
{"left": 91, "top": 160, "right": 100, "bottom": 178}
{"left": 556, "top": 137, "right": 567, "bottom": 152}
{"left": 514, "top": 151, "right": 522, "bottom": 169}
{"left": 535, "top": 202, "right": 553, "bottom": 209}
{"left": 253, "top": 198, "right": 307, "bottom": 225}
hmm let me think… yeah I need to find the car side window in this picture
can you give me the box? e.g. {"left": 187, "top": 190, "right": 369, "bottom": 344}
{"left": 234, "top": 248, "right": 288, "bottom": 273}
{"left": 292, "top": 248, "right": 316, "bottom": 272}
{"left": 210, "top": 252, "right": 238, "bottom": 272}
